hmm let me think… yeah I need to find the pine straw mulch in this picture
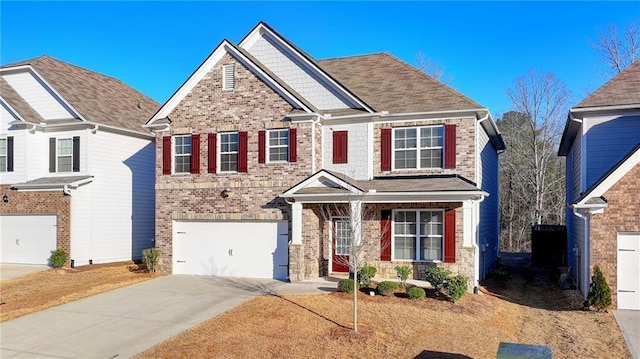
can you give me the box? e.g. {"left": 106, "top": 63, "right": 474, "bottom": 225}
{"left": 137, "top": 263, "right": 631, "bottom": 359}
{"left": 0, "top": 261, "right": 157, "bottom": 322}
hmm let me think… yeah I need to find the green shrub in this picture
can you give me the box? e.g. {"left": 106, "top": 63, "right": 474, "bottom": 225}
{"left": 338, "top": 279, "right": 355, "bottom": 293}
{"left": 587, "top": 265, "right": 612, "bottom": 311}
{"left": 395, "top": 265, "right": 412, "bottom": 287}
{"left": 142, "top": 248, "right": 160, "bottom": 273}
{"left": 49, "top": 249, "right": 67, "bottom": 268}
{"left": 376, "top": 281, "right": 399, "bottom": 296}
{"left": 445, "top": 275, "right": 468, "bottom": 303}
{"left": 407, "top": 286, "right": 426, "bottom": 300}
{"left": 357, "top": 264, "right": 377, "bottom": 288}
{"left": 424, "top": 266, "right": 452, "bottom": 291}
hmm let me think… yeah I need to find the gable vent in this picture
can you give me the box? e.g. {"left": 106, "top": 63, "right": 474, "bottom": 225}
{"left": 223, "top": 63, "right": 235, "bottom": 90}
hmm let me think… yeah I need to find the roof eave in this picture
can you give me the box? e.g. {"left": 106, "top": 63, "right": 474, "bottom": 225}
{"left": 280, "top": 190, "right": 488, "bottom": 203}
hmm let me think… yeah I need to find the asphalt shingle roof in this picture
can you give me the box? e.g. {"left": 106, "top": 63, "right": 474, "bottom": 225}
{"left": 1, "top": 55, "right": 160, "bottom": 133}
{"left": 575, "top": 60, "right": 640, "bottom": 108}
{"left": 317, "top": 53, "right": 483, "bottom": 113}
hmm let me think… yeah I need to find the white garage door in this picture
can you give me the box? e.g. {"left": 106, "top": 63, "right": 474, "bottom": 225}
{"left": 618, "top": 233, "right": 640, "bottom": 310}
{"left": 1, "top": 215, "right": 57, "bottom": 265}
{"left": 172, "top": 221, "right": 288, "bottom": 280}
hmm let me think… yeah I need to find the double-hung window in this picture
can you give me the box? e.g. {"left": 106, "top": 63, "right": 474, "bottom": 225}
{"left": 57, "top": 138, "right": 73, "bottom": 172}
{"left": 0, "top": 138, "right": 6, "bottom": 172}
{"left": 268, "top": 129, "right": 288, "bottom": 162}
{"left": 393, "top": 210, "right": 444, "bottom": 261}
{"left": 220, "top": 132, "right": 239, "bottom": 172}
{"left": 174, "top": 135, "right": 192, "bottom": 173}
{"left": 394, "top": 126, "right": 443, "bottom": 169}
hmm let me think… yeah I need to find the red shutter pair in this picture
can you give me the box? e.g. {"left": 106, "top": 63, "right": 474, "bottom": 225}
{"left": 162, "top": 135, "right": 201, "bottom": 174}
{"left": 380, "top": 209, "right": 456, "bottom": 263}
{"left": 380, "top": 125, "right": 457, "bottom": 171}
{"left": 258, "top": 129, "right": 297, "bottom": 164}
{"left": 163, "top": 133, "right": 247, "bottom": 174}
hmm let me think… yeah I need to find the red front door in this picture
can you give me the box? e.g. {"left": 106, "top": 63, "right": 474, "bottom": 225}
{"left": 332, "top": 219, "right": 351, "bottom": 272}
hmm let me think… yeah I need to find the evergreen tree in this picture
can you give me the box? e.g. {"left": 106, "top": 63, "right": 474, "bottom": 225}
{"left": 587, "top": 265, "right": 612, "bottom": 311}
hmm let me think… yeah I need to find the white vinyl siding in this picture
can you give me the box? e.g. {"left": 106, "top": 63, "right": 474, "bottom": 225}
{"left": 173, "top": 135, "right": 191, "bottom": 173}
{"left": 222, "top": 64, "right": 235, "bottom": 91}
{"left": 220, "top": 132, "right": 238, "bottom": 172}
{"left": 393, "top": 210, "right": 443, "bottom": 261}
{"left": 268, "top": 129, "right": 288, "bottom": 162}
{"left": 2, "top": 72, "right": 75, "bottom": 120}
{"left": 393, "top": 126, "right": 443, "bottom": 170}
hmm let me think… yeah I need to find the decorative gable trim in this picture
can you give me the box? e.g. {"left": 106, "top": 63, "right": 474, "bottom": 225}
{"left": 281, "top": 169, "right": 364, "bottom": 198}
{"left": 147, "top": 40, "right": 313, "bottom": 125}
{"left": 238, "top": 22, "right": 375, "bottom": 113}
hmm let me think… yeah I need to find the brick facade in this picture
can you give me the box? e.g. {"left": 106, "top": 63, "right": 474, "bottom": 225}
{"left": 589, "top": 164, "right": 640, "bottom": 308}
{"left": 0, "top": 185, "right": 71, "bottom": 266}
{"left": 154, "top": 53, "right": 314, "bottom": 272}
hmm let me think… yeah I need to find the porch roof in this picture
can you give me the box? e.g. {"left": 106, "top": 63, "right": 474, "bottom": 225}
{"left": 12, "top": 175, "right": 93, "bottom": 191}
{"left": 281, "top": 170, "right": 487, "bottom": 203}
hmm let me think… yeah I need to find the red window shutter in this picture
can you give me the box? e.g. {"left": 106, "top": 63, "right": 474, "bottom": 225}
{"left": 190, "top": 134, "right": 200, "bottom": 174}
{"left": 332, "top": 131, "right": 348, "bottom": 164}
{"left": 444, "top": 124, "right": 456, "bottom": 169}
{"left": 238, "top": 131, "right": 248, "bottom": 172}
{"left": 208, "top": 133, "right": 217, "bottom": 173}
{"left": 444, "top": 209, "right": 456, "bottom": 263}
{"left": 258, "top": 130, "right": 266, "bottom": 164}
{"left": 162, "top": 136, "right": 171, "bottom": 175}
{"left": 380, "top": 210, "right": 392, "bottom": 261}
{"left": 289, "top": 128, "right": 297, "bottom": 162}
{"left": 381, "top": 128, "right": 392, "bottom": 171}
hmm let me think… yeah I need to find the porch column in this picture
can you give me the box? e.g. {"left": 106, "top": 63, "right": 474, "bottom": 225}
{"left": 462, "top": 200, "right": 474, "bottom": 247}
{"left": 291, "top": 202, "right": 303, "bottom": 244}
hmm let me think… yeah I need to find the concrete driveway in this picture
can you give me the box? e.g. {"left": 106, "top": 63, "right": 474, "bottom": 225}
{"left": 615, "top": 310, "right": 640, "bottom": 359}
{"left": 0, "top": 264, "right": 50, "bottom": 281}
{"left": 0, "top": 275, "right": 318, "bottom": 359}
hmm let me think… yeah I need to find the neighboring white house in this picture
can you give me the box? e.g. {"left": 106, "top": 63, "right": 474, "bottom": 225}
{"left": 0, "top": 55, "right": 159, "bottom": 267}
{"left": 558, "top": 60, "right": 640, "bottom": 310}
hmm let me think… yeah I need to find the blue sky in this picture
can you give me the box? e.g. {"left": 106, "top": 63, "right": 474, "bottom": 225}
{"left": 1, "top": 1, "right": 639, "bottom": 118}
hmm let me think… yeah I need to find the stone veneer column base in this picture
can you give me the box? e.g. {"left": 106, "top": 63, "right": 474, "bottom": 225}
{"left": 289, "top": 243, "right": 305, "bottom": 282}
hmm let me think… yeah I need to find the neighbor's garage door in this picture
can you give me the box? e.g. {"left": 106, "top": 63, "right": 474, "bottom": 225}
{"left": 172, "top": 221, "right": 288, "bottom": 280}
{"left": 618, "top": 233, "right": 640, "bottom": 310}
{"left": 1, "top": 215, "right": 57, "bottom": 265}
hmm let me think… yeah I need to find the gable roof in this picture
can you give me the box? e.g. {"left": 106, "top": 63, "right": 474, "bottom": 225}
{"left": 575, "top": 60, "right": 640, "bottom": 109}
{"left": 1, "top": 77, "right": 43, "bottom": 122}
{"left": 318, "top": 53, "right": 484, "bottom": 113}
{"left": 1, "top": 55, "right": 159, "bottom": 133}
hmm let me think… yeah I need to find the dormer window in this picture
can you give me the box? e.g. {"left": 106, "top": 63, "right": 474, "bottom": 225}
{"left": 223, "top": 64, "right": 235, "bottom": 91}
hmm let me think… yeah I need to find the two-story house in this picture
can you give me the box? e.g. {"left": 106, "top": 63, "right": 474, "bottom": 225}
{"left": 559, "top": 60, "right": 640, "bottom": 310}
{"left": 145, "top": 22, "right": 505, "bottom": 291}
{"left": 0, "top": 55, "right": 159, "bottom": 267}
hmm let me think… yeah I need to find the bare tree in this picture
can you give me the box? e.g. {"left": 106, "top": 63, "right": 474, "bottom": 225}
{"left": 592, "top": 21, "right": 640, "bottom": 74}
{"left": 319, "top": 199, "right": 388, "bottom": 332}
{"left": 416, "top": 51, "right": 452, "bottom": 84}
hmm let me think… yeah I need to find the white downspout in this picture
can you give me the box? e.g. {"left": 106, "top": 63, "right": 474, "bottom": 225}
{"left": 572, "top": 207, "right": 590, "bottom": 300}
{"left": 63, "top": 185, "right": 71, "bottom": 196}
{"left": 472, "top": 196, "right": 486, "bottom": 294}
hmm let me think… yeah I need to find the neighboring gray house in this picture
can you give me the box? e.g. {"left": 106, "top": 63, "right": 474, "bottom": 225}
{"left": 145, "top": 22, "right": 505, "bottom": 291}
{"left": 559, "top": 60, "right": 640, "bottom": 310}
{"left": 1, "top": 55, "right": 159, "bottom": 267}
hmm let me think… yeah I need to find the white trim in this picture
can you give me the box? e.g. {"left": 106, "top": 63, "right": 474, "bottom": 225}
{"left": 570, "top": 103, "right": 640, "bottom": 113}
{"left": 575, "top": 146, "right": 640, "bottom": 206}
{"left": 281, "top": 191, "right": 487, "bottom": 204}
{"left": 266, "top": 128, "right": 289, "bottom": 163}
{"left": 0, "top": 97, "right": 25, "bottom": 122}
{"left": 239, "top": 23, "right": 374, "bottom": 113}
{"left": 172, "top": 134, "right": 192, "bottom": 174}
{"left": 1, "top": 66, "right": 85, "bottom": 121}
{"left": 56, "top": 137, "right": 74, "bottom": 173}
{"left": 218, "top": 131, "right": 239, "bottom": 173}
{"left": 222, "top": 63, "right": 235, "bottom": 91}
{"left": 391, "top": 209, "right": 445, "bottom": 262}
{"left": 148, "top": 41, "right": 312, "bottom": 124}
{"left": 12, "top": 176, "right": 93, "bottom": 191}
{"left": 11, "top": 120, "right": 154, "bottom": 139}
{"left": 281, "top": 169, "right": 364, "bottom": 197}
{"left": 391, "top": 125, "right": 444, "bottom": 171}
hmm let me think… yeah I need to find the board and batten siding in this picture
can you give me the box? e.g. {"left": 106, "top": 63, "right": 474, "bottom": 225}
{"left": 584, "top": 115, "right": 640, "bottom": 189}
{"left": 477, "top": 125, "right": 499, "bottom": 279}
{"left": 322, "top": 122, "right": 371, "bottom": 180}
{"left": 243, "top": 34, "right": 353, "bottom": 111}
{"left": 69, "top": 130, "right": 155, "bottom": 266}
{"left": 565, "top": 133, "right": 584, "bottom": 281}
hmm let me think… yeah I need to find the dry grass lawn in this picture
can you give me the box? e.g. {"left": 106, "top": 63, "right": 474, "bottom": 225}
{"left": 0, "top": 261, "right": 156, "bottom": 322}
{"left": 137, "top": 264, "right": 630, "bottom": 359}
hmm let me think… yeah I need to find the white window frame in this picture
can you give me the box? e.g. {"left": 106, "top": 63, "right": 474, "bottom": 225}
{"left": 219, "top": 132, "right": 239, "bottom": 173}
{"left": 267, "top": 129, "right": 289, "bottom": 163}
{"left": 392, "top": 125, "right": 444, "bottom": 170}
{"left": 173, "top": 135, "right": 192, "bottom": 174}
{"left": 222, "top": 63, "right": 235, "bottom": 91}
{"left": 0, "top": 137, "right": 6, "bottom": 172}
{"left": 57, "top": 137, "right": 73, "bottom": 173}
{"left": 392, "top": 209, "right": 444, "bottom": 262}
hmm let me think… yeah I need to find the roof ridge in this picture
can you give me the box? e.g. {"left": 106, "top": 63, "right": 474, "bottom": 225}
{"left": 318, "top": 52, "right": 390, "bottom": 62}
